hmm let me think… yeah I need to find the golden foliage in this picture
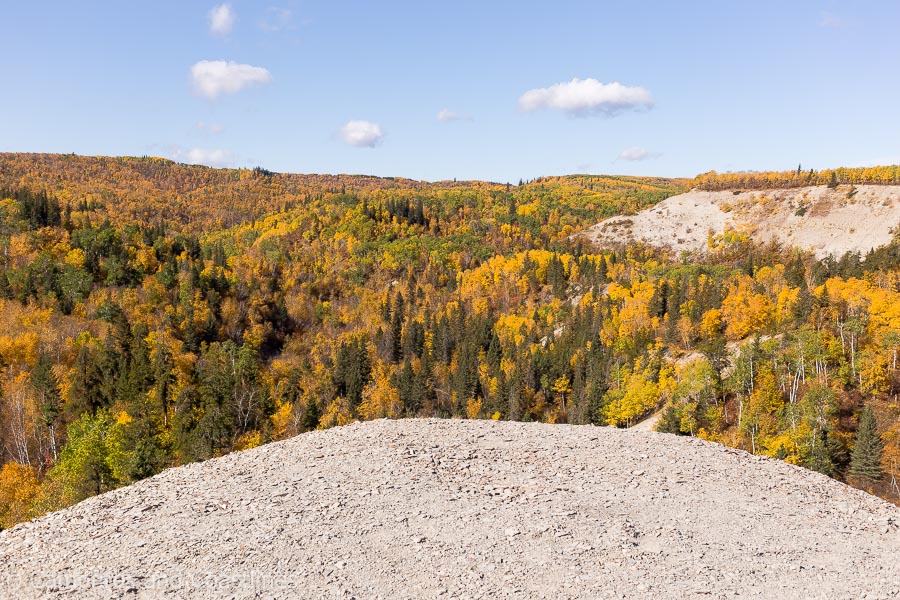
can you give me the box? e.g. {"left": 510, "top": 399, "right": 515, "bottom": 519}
{"left": 0, "top": 463, "right": 40, "bottom": 529}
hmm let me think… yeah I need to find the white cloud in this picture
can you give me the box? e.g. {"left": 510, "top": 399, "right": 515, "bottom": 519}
{"left": 260, "top": 7, "right": 292, "bottom": 32}
{"left": 818, "top": 11, "right": 843, "bottom": 28}
{"left": 171, "top": 147, "right": 236, "bottom": 168}
{"left": 436, "top": 108, "right": 473, "bottom": 123}
{"left": 341, "top": 120, "right": 384, "bottom": 148}
{"left": 190, "top": 60, "right": 272, "bottom": 99}
{"left": 618, "top": 147, "right": 662, "bottom": 161}
{"left": 196, "top": 121, "right": 225, "bottom": 135}
{"left": 518, "top": 78, "right": 654, "bottom": 116}
{"left": 208, "top": 4, "right": 235, "bottom": 36}
{"left": 437, "top": 109, "right": 460, "bottom": 123}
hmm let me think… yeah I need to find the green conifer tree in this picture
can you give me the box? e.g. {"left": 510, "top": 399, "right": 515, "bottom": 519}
{"left": 848, "top": 405, "right": 883, "bottom": 482}
{"left": 301, "top": 397, "right": 321, "bottom": 431}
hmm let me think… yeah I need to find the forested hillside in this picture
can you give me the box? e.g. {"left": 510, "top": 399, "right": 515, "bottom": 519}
{"left": 0, "top": 153, "right": 897, "bottom": 529}
{"left": 693, "top": 164, "right": 900, "bottom": 190}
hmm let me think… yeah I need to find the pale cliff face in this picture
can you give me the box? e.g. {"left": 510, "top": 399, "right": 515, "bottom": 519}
{"left": 585, "top": 185, "right": 900, "bottom": 259}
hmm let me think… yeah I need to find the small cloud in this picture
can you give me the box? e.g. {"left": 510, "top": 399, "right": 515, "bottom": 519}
{"left": 617, "top": 147, "right": 662, "bottom": 161}
{"left": 436, "top": 108, "right": 473, "bottom": 123}
{"left": 519, "top": 78, "right": 654, "bottom": 117}
{"left": 196, "top": 121, "right": 225, "bottom": 135}
{"left": 208, "top": 4, "right": 236, "bottom": 36}
{"left": 190, "top": 60, "right": 272, "bottom": 99}
{"left": 818, "top": 11, "right": 843, "bottom": 28}
{"left": 171, "top": 147, "right": 236, "bottom": 168}
{"left": 341, "top": 120, "right": 384, "bottom": 148}
{"left": 437, "top": 109, "right": 460, "bottom": 123}
{"left": 259, "top": 7, "right": 292, "bottom": 32}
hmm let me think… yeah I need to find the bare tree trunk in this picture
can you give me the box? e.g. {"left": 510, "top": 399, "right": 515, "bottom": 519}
{"left": 48, "top": 425, "right": 58, "bottom": 463}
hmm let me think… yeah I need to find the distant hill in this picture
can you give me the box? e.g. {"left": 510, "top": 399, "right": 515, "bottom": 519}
{"left": 0, "top": 153, "right": 428, "bottom": 232}
{"left": 0, "top": 153, "right": 685, "bottom": 234}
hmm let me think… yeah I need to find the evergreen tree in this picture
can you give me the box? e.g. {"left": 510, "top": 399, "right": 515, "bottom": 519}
{"left": 657, "top": 405, "right": 683, "bottom": 434}
{"left": 31, "top": 353, "right": 61, "bottom": 427}
{"left": 31, "top": 352, "right": 62, "bottom": 461}
{"left": 389, "top": 292, "right": 404, "bottom": 363}
{"left": 547, "top": 253, "right": 567, "bottom": 299}
{"left": 67, "top": 343, "right": 107, "bottom": 418}
{"left": 334, "top": 336, "right": 371, "bottom": 408}
{"left": 848, "top": 405, "right": 883, "bottom": 482}
{"left": 397, "top": 360, "right": 419, "bottom": 416}
{"left": 805, "top": 430, "right": 836, "bottom": 477}
{"left": 301, "top": 397, "right": 321, "bottom": 431}
{"left": 151, "top": 345, "right": 175, "bottom": 428}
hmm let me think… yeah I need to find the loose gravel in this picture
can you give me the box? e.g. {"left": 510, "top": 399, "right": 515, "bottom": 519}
{"left": 1, "top": 419, "right": 898, "bottom": 599}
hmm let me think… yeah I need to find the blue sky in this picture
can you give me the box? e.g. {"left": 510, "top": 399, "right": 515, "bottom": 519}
{"left": 2, "top": 1, "right": 898, "bottom": 182}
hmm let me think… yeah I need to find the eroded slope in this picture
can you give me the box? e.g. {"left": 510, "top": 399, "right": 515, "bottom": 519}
{"left": 583, "top": 185, "right": 900, "bottom": 258}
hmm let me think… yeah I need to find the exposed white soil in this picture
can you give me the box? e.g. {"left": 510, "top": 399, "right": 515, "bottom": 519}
{"left": 583, "top": 185, "right": 900, "bottom": 258}
{"left": 628, "top": 410, "right": 662, "bottom": 432}
{"left": 1, "top": 419, "right": 898, "bottom": 599}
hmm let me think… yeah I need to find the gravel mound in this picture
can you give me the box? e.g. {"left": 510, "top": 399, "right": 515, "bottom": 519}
{"left": 1, "top": 419, "right": 898, "bottom": 599}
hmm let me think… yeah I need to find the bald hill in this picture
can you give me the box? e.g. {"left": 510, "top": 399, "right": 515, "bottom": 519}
{"left": 1, "top": 419, "right": 898, "bottom": 599}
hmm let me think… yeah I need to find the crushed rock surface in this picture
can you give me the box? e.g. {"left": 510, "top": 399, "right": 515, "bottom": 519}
{"left": 1, "top": 419, "right": 898, "bottom": 599}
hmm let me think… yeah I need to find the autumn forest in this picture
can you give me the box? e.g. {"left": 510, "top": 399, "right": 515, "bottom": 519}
{"left": 0, "top": 153, "right": 898, "bottom": 528}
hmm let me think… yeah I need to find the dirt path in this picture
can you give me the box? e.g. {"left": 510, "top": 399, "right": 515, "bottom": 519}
{"left": 1, "top": 419, "right": 898, "bottom": 599}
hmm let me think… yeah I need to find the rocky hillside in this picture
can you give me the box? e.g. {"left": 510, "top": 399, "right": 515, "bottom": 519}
{"left": 583, "top": 185, "right": 900, "bottom": 258}
{"left": 1, "top": 419, "right": 897, "bottom": 599}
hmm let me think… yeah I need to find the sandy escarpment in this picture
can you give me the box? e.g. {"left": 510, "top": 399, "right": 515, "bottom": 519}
{"left": 584, "top": 185, "right": 900, "bottom": 258}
